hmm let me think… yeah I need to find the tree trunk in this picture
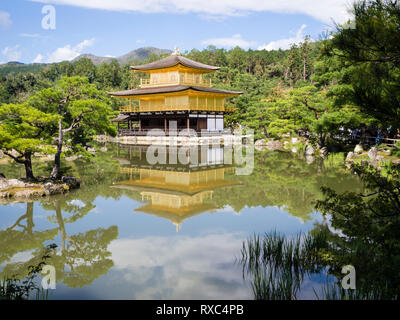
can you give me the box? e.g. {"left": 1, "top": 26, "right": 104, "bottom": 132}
{"left": 26, "top": 202, "right": 34, "bottom": 235}
{"left": 318, "top": 133, "right": 326, "bottom": 149}
{"left": 263, "top": 126, "right": 270, "bottom": 138}
{"left": 51, "top": 119, "right": 64, "bottom": 180}
{"left": 24, "top": 151, "right": 35, "bottom": 181}
{"left": 55, "top": 199, "right": 67, "bottom": 251}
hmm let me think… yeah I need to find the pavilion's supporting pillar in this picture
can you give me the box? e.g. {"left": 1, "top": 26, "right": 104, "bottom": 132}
{"left": 187, "top": 117, "right": 190, "bottom": 130}
{"left": 164, "top": 117, "right": 167, "bottom": 133}
{"left": 139, "top": 115, "right": 141, "bottom": 132}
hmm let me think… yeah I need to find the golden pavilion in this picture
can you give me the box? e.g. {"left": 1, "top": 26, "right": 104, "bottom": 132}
{"left": 109, "top": 47, "right": 242, "bottom": 135}
{"left": 112, "top": 146, "right": 240, "bottom": 231}
{"left": 114, "top": 167, "right": 238, "bottom": 231}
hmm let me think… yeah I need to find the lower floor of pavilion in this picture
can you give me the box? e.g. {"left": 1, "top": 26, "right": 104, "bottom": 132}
{"left": 112, "top": 111, "right": 228, "bottom": 136}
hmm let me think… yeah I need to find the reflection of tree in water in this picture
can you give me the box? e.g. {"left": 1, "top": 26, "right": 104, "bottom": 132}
{"left": 214, "top": 151, "right": 363, "bottom": 220}
{"left": 0, "top": 198, "right": 118, "bottom": 289}
{"left": 112, "top": 145, "right": 364, "bottom": 221}
{"left": 0, "top": 202, "right": 58, "bottom": 268}
{"left": 241, "top": 164, "right": 400, "bottom": 300}
{"left": 42, "top": 196, "right": 118, "bottom": 288}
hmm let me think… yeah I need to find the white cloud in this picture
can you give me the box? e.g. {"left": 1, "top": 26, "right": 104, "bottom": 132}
{"left": 258, "top": 24, "right": 310, "bottom": 51}
{"left": 136, "top": 39, "right": 145, "bottom": 44}
{"left": 30, "top": 0, "right": 352, "bottom": 23}
{"left": 33, "top": 54, "right": 44, "bottom": 63}
{"left": 108, "top": 232, "right": 250, "bottom": 299}
{"left": 0, "top": 11, "right": 12, "bottom": 29}
{"left": 46, "top": 38, "right": 95, "bottom": 63}
{"left": 202, "top": 34, "right": 256, "bottom": 48}
{"left": 2, "top": 45, "right": 22, "bottom": 62}
{"left": 104, "top": 54, "right": 115, "bottom": 58}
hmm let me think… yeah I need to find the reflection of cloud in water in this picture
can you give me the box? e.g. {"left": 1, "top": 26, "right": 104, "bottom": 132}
{"left": 2, "top": 250, "right": 34, "bottom": 265}
{"left": 106, "top": 233, "right": 251, "bottom": 299}
{"left": 215, "top": 205, "right": 239, "bottom": 215}
{"left": 67, "top": 200, "right": 85, "bottom": 207}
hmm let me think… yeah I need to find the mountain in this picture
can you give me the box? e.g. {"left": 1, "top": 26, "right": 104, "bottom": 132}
{"left": 0, "top": 47, "right": 172, "bottom": 76}
{"left": 72, "top": 47, "right": 172, "bottom": 65}
{"left": 0, "top": 61, "right": 47, "bottom": 76}
{"left": 6, "top": 61, "right": 24, "bottom": 65}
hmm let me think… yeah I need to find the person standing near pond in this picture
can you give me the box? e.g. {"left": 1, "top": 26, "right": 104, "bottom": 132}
{"left": 376, "top": 129, "right": 382, "bottom": 145}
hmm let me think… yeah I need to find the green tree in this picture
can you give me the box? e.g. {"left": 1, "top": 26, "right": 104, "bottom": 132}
{"left": 96, "top": 60, "right": 122, "bottom": 88}
{"left": 27, "top": 76, "right": 116, "bottom": 179}
{"left": 315, "top": 163, "right": 400, "bottom": 299}
{"left": 72, "top": 58, "right": 96, "bottom": 83}
{"left": 327, "top": 0, "right": 400, "bottom": 128}
{"left": 0, "top": 103, "right": 59, "bottom": 179}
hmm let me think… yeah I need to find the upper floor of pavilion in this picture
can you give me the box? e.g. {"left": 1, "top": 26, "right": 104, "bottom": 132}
{"left": 131, "top": 48, "right": 220, "bottom": 88}
{"left": 108, "top": 48, "right": 242, "bottom": 114}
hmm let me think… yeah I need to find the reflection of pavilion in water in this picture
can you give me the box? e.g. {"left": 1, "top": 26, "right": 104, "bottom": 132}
{"left": 113, "top": 146, "right": 240, "bottom": 231}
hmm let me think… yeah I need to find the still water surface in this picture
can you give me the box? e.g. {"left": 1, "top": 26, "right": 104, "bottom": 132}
{"left": 0, "top": 144, "right": 362, "bottom": 299}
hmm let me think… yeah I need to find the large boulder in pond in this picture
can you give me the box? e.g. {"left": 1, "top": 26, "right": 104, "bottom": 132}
{"left": 305, "top": 155, "right": 315, "bottom": 164}
{"left": 0, "top": 175, "right": 7, "bottom": 189}
{"left": 61, "top": 176, "right": 80, "bottom": 189}
{"left": 345, "top": 152, "right": 355, "bottom": 162}
{"left": 255, "top": 139, "right": 268, "bottom": 146}
{"left": 266, "top": 140, "right": 283, "bottom": 151}
{"left": 354, "top": 144, "right": 364, "bottom": 154}
{"left": 368, "top": 147, "right": 378, "bottom": 161}
{"left": 254, "top": 139, "right": 267, "bottom": 151}
{"left": 305, "top": 145, "right": 315, "bottom": 156}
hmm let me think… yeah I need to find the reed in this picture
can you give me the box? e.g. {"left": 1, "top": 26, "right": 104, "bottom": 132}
{"left": 240, "top": 231, "right": 328, "bottom": 300}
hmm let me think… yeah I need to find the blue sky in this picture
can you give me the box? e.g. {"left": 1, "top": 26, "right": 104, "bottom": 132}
{"left": 0, "top": 0, "right": 352, "bottom": 64}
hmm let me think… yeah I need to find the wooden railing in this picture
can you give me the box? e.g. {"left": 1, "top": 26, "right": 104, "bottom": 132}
{"left": 350, "top": 134, "right": 400, "bottom": 147}
{"left": 118, "top": 128, "right": 232, "bottom": 136}
{"left": 140, "top": 78, "right": 212, "bottom": 88}
{"left": 120, "top": 106, "right": 139, "bottom": 113}
{"left": 119, "top": 105, "right": 236, "bottom": 113}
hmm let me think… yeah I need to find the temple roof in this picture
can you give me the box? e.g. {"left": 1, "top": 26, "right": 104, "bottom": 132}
{"left": 131, "top": 55, "right": 220, "bottom": 72}
{"left": 134, "top": 203, "right": 217, "bottom": 225}
{"left": 108, "top": 85, "right": 242, "bottom": 97}
{"left": 110, "top": 114, "right": 130, "bottom": 122}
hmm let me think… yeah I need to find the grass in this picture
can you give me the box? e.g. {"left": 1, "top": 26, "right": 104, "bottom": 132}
{"left": 0, "top": 186, "right": 44, "bottom": 193}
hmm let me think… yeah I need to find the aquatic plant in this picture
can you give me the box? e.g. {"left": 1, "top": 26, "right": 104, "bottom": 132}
{"left": 240, "top": 231, "right": 329, "bottom": 300}
{"left": 0, "top": 244, "right": 57, "bottom": 300}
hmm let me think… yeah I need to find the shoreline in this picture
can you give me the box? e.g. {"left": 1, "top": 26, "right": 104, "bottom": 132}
{"left": 0, "top": 176, "right": 80, "bottom": 203}
{"left": 94, "top": 134, "right": 250, "bottom": 146}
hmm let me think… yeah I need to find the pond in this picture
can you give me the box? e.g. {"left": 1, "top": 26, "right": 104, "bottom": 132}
{"left": 0, "top": 144, "right": 363, "bottom": 299}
